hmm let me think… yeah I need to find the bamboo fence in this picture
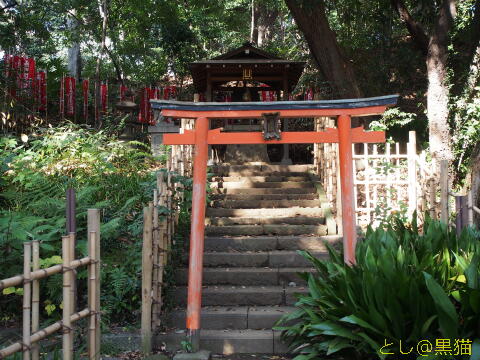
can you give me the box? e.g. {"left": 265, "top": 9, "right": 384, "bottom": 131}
{"left": 141, "top": 126, "right": 194, "bottom": 354}
{"left": 0, "top": 209, "right": 101, "bottom": 360}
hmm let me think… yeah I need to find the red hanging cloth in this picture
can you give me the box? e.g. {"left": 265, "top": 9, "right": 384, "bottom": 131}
{"left": 120, "top": 84, "right": 127, "bottom": 101}
{"left": 65, "top": 77, "right": 76, "bottom": 116}
{"left": 36, "top": 71, "right": 47, "bottom": 111}
{"left": 101, "top": 83, "right": 107, "bottom": 113}
{"left": 83, "top": 79, "right": 89, "bottom": 121}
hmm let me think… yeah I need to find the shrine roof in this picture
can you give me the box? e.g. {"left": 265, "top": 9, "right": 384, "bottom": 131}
{"left": 189, "top": 42, "right": 305, "bottom": 92}
{"left": 151, "top": 95, "right": 399, "bottom": 115}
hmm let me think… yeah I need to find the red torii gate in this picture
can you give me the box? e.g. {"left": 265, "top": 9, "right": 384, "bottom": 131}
{"left": 151, "top": 95, "right": 398, "bottom": 350}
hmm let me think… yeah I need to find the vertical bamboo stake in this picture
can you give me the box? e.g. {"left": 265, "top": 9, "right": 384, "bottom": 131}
{"left": 23, "top": 242, "right": 32, "bottom": 360}
{"left": 363, "top": 143, "right": 370, "bottom": 222}
{"left": 429, "top": 178, "right": 437, "bottom": 219}
{"left": 68, "top": 232, "right": 76, "bottom": 352}
{"left": 87, "top": 209, "right": 101, "bottom": 358}
{"left": 31, "top": 240, "right": 40, "bottom": 360}
{"left": 407, "top": 131, "right": 417, "bottom": 217}
{"left": 62, "top": 235, "right": 73, "bottom": 360}
{"left": 152, "top": 189, "right": 160, "bottom": 329}
{"left": 88, "top": 231, "right": 98, "bottom": 360}
{"left": 440, "top": 160, "right": 449, "bottom": 224}
{"left": 386, "top": 143, "right": 392, "bottom": 209}
{"left": 468, "top": 189, "right": 474, "bottom": 226}
{"left": 141, "top": 203, "right": 154, "bottom": 355}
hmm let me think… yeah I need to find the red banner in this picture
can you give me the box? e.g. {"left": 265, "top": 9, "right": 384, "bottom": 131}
{"left": 101, "top": 83, "right": 107, "bottom": 113}
{"left": 36, "top": 71, "right": 47, "bottom": 111}
{"left": 27, "top": 58, "right": 36, "bottom": 80}
{"left": 163, "top": 85, "right": 177, "bottom": 100}
{"left": 83, "top": 79, "right": 89, "bottom": 121}
{"left": 65, "top": 77, "right": 76, "bottom": 116}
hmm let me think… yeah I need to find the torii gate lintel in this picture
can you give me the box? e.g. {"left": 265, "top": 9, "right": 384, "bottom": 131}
{"left": 151, "top": 95, "right": 398, "bottom": 351}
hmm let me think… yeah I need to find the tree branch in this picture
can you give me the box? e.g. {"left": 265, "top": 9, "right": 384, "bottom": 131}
{"left": 391, "top": 0, "right": 429, "bottom": 55}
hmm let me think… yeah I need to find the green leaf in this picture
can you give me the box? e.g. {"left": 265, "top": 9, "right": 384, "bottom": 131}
{"left": 326, "top": 337, "right": 352, "bottom": 355}
{"left": 423, "top": 272, "right": 458, "bottom": 338}
{"left": 340, "top": 315, "right": 382, "bottom": 335}
{"left": 2, "top": 287, "right": 16, "bottom": 295}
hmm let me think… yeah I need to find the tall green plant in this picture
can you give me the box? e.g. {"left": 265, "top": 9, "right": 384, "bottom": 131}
{"left": 277, "top": 216, "right": 480, "bottom": 360}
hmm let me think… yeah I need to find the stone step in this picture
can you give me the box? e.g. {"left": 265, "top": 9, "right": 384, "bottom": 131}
{"left": 154, "top": 329, "right": 287, "bottom": 354}
{"left": 175, "top": 267, "right": 314, "bottom": 286}
{"left": 204, "top": 235, "right": 342, "bottom": 252}
{"left": 211, "top": 181, "right": 314, "bottom": 189}
{"left": 206, "top": 207, "right": 325, "bottom": 218}
{"left": 211, "top": 176, "right": 309, "bottom": 182}
{"left": 201, "top": 250, "right": 329, "bottom": 267}
{"left": 210, "top": 193, "right": 318, "bottom": 201}
{"left": 166, "top": 306, "right": 295, "bottom": 330}
{"left": 206, "top": 216, "right": 325, "bottom": 226}
{"left": 172, "top": 285, "right": 308, "bottom": 306}
{"left": 205, "top": 224, "right": 328, "bottom": 236}
{"left": 212, "top": 164, "right": 313, "bottom": 176}
{"left": 210, "top": 199, "right": 321, "bottom": 208}
{"left": 212, "top": 187, "right": 316, "bottom": 195}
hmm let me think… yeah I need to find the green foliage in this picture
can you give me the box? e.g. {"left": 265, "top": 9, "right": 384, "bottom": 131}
{"left": 0, "top": 123, "right": 189, "bottom": 325}
{"left": 277, "top": 216, "right": 480, "bottom": 359}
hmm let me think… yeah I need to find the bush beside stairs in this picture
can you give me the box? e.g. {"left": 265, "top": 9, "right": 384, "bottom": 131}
{"left": 155, "top": 164, "right": 341, "bottom": 354}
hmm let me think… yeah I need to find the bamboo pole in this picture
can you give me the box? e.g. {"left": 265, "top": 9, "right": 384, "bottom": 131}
{"left": 68, "top": 232, "right": 76, "bottom": 353}
{"left": 88, "top": 231, "right": 98, "bottom": 360}
{"left": 440, "top": 160, "right": 449, "bottom": 224}
{"left": 31, "top": 240, "right": 40, "bottom": 360}
{"left": 87, "top": 209, "right": 101, "bottom": 355}
{"left": 152, "top": 190, "right": 160, "bottom": 329}
{"left": 0, "top": 309, "right": 91, "bottom": 358}
{"left": 62, "top": 235, "right": 73, "bottom": 360}
{"left": 407, "top": 131, "right": 417, "bottom": 217}
{"left": 141, "top": 203, "right": 154, "bottom": 355}
{"left": 1, "top": 265, "right": 62, "bottom": 290}
{"left": 23, "top": 242, "right": 32, "bottom": 360}
{"left": 467, "top": 190, "right": 474, "bottom": 226}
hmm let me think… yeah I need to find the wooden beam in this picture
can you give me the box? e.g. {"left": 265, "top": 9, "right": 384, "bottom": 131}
{"left": 160, "top": 105, "right": 389, "bottom": 119}
{"left": 164, "top": 127, "right": 384, "bottom": 145}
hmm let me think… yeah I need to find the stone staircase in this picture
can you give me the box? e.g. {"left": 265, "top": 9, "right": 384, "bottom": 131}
{"left": 156, "top": 164, "right": 341, "bottom": 354}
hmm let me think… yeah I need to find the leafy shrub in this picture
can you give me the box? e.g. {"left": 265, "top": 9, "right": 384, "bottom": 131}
{"left": 0, "top": 124, "right": 190, "bottom": 326}
{"left": 277, "top": 216, "right": 480, "bottom": 360}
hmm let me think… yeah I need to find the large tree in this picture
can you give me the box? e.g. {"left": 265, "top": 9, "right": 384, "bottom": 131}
{"left": 391, "top": 0, "right": 457, "bottom": 161}
{"left": 284, "top": 0, "right": 361, "bottom": 98}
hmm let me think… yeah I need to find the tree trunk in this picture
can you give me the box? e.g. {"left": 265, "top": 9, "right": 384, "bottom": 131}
{"left": 67, "top": 12, "right": 81, "bottom": 81}
{"left": 94, "top": 0, "right": 107, "bottom": 129}
{"left": 426, "top": 40, "right": 451, "bottom": 160}
{"left": 284, "top": 0, "right": 362, "bottom": 98}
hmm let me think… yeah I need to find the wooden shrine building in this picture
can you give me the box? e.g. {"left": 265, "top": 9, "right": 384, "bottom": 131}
{"left": 189, "top": 42, "right": 305, "bottom": 102}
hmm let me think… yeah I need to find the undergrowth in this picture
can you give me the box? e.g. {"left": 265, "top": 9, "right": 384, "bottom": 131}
{"left": 0, "top": 123, "right": 190, "bottom": 329}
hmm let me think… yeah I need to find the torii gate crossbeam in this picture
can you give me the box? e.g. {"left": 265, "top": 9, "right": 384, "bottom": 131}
{"left": 151, "top": 95, "right": 398, "bottom": 351}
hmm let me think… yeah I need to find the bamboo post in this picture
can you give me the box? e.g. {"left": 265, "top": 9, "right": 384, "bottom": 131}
{"left": 440, "top": 160, "right": 449, "bottom": 224}
{"left": 31, "top": 240, "right": 40, "bottom": 360}
{"left": 141, "top": 203, "right": 154, "bottom": 355}
{"left": 87, "top": 209, "right": 101, "bottom": 358}
{"left": 88, "top": 231, "right": 98, "bottom": 360}
{"left": 407, "top": 131, "right": 417, "bottom": 217}
{"left": 23, "top": 242, "right": 32, "bottom": 360}
{"left": 62, "top": 235, "right": 73, "bottom": 360}
{"left": 468, "top": 189, "right": 474, "bottom": 226}
{"left": 152, "top": 189, "right": 160, "bottom": 329}
{"left": 429, "top": 178, "right": 437, "bottom": 219}
{"left": 68, "top": 232, "right": 76, "bottom": 352}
